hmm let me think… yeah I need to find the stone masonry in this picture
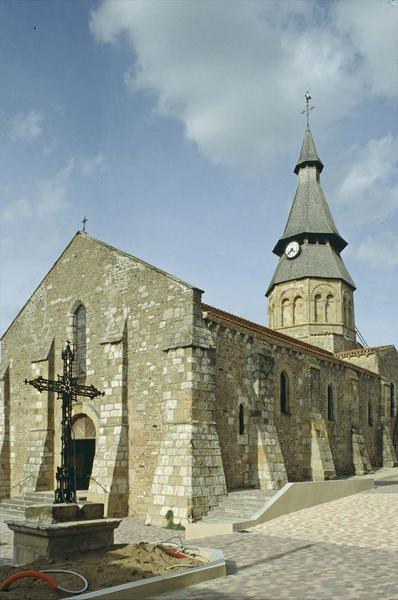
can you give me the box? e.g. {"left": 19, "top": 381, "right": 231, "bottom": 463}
{"left": 0, "top": 126, "right": 397, "bottom": 525}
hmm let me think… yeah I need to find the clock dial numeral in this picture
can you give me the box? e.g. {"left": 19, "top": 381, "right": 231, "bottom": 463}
{"left": 285, "top": 241, "right": 300, "bottom": 259}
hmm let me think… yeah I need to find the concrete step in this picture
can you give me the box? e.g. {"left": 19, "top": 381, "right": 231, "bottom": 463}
{"left": 202, "top": 488, "right": 277, "bottom": 525}
{"left": 212, "top": 501, "right": 266, "bottom": 510}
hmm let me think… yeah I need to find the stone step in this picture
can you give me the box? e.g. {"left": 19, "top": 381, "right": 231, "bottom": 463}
{"left": 0, "top": 502, "right": 27, "bottom": 512}
{"left": 22, "top": 496, "right": 55, "bottom": 504}
{"left": 4, "top": 497, "right": 45, "bottom": 506}
{"left": 0, "top": 508, "right": 26, "bottom": 521}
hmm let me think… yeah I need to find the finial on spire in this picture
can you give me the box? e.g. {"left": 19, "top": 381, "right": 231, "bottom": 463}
{"left": 300, "top": 91, "right": 315, "bottom": 128}
{"left": 81, "top": 216, "right": 88, "bottom": 233}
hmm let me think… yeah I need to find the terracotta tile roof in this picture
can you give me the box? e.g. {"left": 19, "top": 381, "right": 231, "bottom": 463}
{"left": 201, "top": 303, "right": 379, "bottom": 378}
{"left": 335, "top": 345, "right": 393, "bottom": 358}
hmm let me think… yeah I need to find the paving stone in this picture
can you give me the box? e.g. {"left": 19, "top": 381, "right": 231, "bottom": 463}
{"left": 1, "top": 473, "right": 398, "bottom": 598}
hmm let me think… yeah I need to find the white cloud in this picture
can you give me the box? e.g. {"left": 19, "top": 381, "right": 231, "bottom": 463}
{"left": 0, "top": 160, "right": 74, "bottom": 223}
{"left": 79, "top": 153, "right": 105, "bottom": 177}
{"left": 0, "top": 153, "right": 106, "bottom": 225}
{"left": 0, "top": 198, "right": 32, "bottom": 222}
{"left": 89, "top": 0, "right": 397, "bottom": 168}
{"left": 10, "top": 110, "right": 44, "bottom": 141}
{"left": 331, "top": 0, "right": 397, "bottom": 99}
{"left": 333, "top": 135, "right": 398, "bottom": 226}
{"left": 352, "top": 231, "right": 398, "bottom": 270}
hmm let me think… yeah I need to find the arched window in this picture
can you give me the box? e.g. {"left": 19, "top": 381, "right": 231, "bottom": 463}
{"left": 281, "top": 299, "right": 290, "bottom": 327}
{"left": 368, "top": 401, "right": 373, "bottom": 427}
{"left": 280, "top": 371, "right": 289, "bottom": 414}
{"left": 269, "top": 304, "right": 274, "bottom": 328}
{"left": 239, "top": 403, "right": 245, "bottom": 435}
{"left": 327, "top": 385, "right": 334, "bottom": 421}
{"left": 72, "top": 414, "right": 96, "bottom": 439}
{"left": 343, "top": 296, "right": 349, "bottom": 325}
{"left": 314, "top": 294, "right": 322, "bottom": 323}
{"left": 325, "top": 294, "right": 334, "bottom": 323}
{"left": 73, "top": 304, "right": 86, "bottom": 378}
{"left": 347, "top": 299, "right": 353, "bottom": 327}
{"left": 391, "top": 383, "right": 396, "bottom": 418}
{"left": 293, "top": 296, "right": 303, "bottom": 325}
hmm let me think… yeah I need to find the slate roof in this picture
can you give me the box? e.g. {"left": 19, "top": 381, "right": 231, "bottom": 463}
{"left": 273, "top": 128, "right": 348, "bottom": 256}
{"left": 294, "top": 126, "right": 324, "bottom": 174}
{"left": 266, "top": 242, "right": 356, "bottom": 295}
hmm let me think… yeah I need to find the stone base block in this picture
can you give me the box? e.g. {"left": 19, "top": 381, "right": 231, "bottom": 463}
{"left": 7, "top": 519, "right": 121, "bottom": 565}
{"left": 24, "top": 502, "right": 104, "bottom": 523}
{"left": 6, "top": 512, "right": 121, "bottom": 565}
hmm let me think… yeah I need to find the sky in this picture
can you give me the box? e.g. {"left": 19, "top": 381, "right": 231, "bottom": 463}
{"left": 0, "top": 0, "right": 397, "bottom": 349}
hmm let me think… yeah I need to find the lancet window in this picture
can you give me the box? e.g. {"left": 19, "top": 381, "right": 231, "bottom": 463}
{"left": 281, "top": 299, "right": 290, "bottom": 327}
{"left": 73, "top": 304, "right": 86, "bottom": 378}
{"left": 327, "top": 385, "right": 334, "bottom": 421}
{"left": 293, "top": 296, "right": 303, "bottom": 325}
{"left": 314, "top": 294, "right": 322, "bottom": 323}
{"left": 325, "top": 294, "right": 334, "bottom": 323}
{"left": 368, "top": 401, "right": 373, "bottom": 427}
{"left": 280, "top": 371, "right": 289, "bottom": 414}
{"left": 239, "top": 403, "right": 245, "bottom": 435}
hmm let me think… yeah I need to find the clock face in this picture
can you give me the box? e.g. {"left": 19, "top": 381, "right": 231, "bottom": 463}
{"left": 285, "top": 241, "right": 300, "bottom": 259}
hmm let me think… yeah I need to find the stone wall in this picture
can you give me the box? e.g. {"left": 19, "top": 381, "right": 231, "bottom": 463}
{"left": 267, "top": 277, "right": 358, "bottom": 352}
{"left": 202, "top": 306, "right": 383, "bottom": 484}
{"left": 0, "top": 366, "right": 10, "bottom": 499}
{"left": 340, "top": 346, "right": 398, "bottom": 463}
{"left": 0, "top": 233, "right": 225, "bottom": 518}
{"left": 203, "top": 318, "right": 287, "bottom": 492}
{"left": 0, "top": 232, "right": 390, "bottom": 523}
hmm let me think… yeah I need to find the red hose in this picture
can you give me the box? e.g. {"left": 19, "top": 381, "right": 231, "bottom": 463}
{"left": 0, "top": 570, "right": 58, "bottom": 591}
{"left": 161, "top": 547, "right": 188, "bottom": 559}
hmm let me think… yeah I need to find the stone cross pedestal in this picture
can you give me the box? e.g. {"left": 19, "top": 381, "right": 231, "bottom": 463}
{"left": 6, "top": 502, "right": 121, "bottom": 565}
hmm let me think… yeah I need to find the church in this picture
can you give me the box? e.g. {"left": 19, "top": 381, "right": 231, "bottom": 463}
{"left": 0, "top": 126, "right": 397, "bottom": 526}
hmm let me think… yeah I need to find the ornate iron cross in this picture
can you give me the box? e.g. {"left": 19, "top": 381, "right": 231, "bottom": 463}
{"left": 25, "top": 341, "right": 104, "bottom": 504}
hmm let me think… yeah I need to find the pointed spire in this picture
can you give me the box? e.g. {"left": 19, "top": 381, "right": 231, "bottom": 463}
{"left": 294, "top": 126, "right": 324, "bottom": 174}
{"left": 272, "top": 126, "right": 347, "bottom": 257}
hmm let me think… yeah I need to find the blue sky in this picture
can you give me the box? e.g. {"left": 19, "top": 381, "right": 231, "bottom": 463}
{"left": 0, "top": 0, "right": 397, "bottom": 348}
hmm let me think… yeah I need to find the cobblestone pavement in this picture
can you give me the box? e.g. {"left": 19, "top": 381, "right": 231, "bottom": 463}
{"left": 1, "top": 473, "right": 398, "bottom": 599}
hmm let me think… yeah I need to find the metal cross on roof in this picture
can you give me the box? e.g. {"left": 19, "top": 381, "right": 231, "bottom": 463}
{"left": 25, "top": 341, "right": 104, "bottom": 503}
{"left": 300, "top": 91, "right": 315, "bottom": 128}
{"left": 81, "top": 216, "right": 88, "bottom": 233}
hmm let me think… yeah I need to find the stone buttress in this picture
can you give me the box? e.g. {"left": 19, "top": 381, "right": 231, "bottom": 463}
{"left": 88, "top": 320, "right": 129, "bottom": 517}
{"left": 248, "top": 347, "right": 287, "bottom": 489}
{"left": 381, "top": 381, "right": 398, "bottom": 468}
{"left": 305, "top": 365, "right": 336, "bottom": 480}
{"left": 0, "top": 365, "right": 10, "bottom": 499}
{"left": 20, "top": 340, "right": 55, "bottom": 493}
{"left": 146, "top": 292, "right": 227, "bottom": 527}
{"left": 348, "top": 372, "right": 373, "bottom": 475}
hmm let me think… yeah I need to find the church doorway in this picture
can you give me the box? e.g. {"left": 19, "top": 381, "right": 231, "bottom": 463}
{"left": 72, "top": 414, "right": 96, "bottom": 490}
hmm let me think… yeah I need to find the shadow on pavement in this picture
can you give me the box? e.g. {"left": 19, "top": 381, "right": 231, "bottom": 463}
{"left": 375, "top": 480, "right": 398, "bottom": 487}
{"left": 236, "top": 543, "right": 314, "bottom": 573}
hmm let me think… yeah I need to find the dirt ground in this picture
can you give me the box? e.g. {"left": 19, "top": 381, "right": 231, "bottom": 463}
{"left": 0, "top": 542, "right": 203, "bottom": 599}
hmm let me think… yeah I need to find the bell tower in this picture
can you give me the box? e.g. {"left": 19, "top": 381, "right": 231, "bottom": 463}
{"left": 266, "top": 124, "right": 361, "bottom": 353}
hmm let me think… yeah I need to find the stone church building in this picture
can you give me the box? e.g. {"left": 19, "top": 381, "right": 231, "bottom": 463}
{"left": 0, "top": 127, "right": 397, "bottom": 526}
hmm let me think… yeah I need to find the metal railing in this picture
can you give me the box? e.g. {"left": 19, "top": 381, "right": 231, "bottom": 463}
{"left": 89, "top": 476, "right": 110, "bottom": 494}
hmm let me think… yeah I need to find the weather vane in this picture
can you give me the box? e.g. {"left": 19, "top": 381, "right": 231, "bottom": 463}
{"left": 300, "top": 91, "right": 315, "bottom": 128}
{"left": 81, "top": 216, "right": 87, "bottom": 233}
